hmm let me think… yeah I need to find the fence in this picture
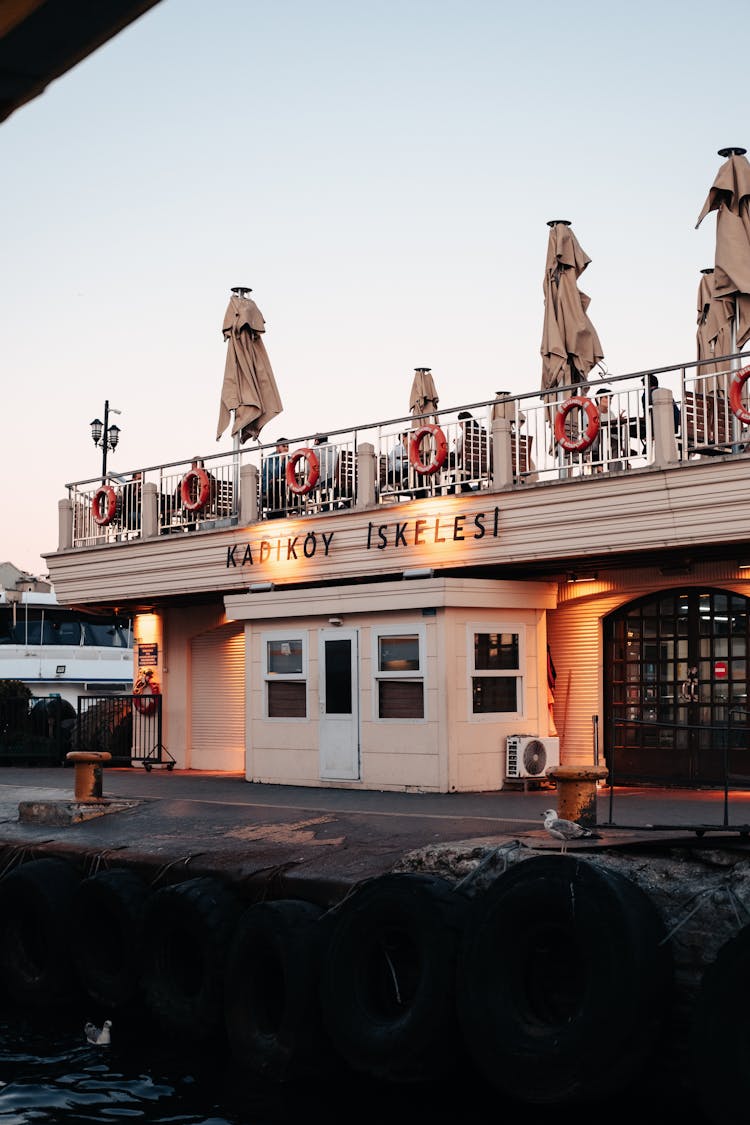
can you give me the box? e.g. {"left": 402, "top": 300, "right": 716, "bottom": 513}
{"left": 74, "top": 694, "right": 174, "bottom": 770}
{"left": 0, "top": 695, "right": 75, "bottom": 766}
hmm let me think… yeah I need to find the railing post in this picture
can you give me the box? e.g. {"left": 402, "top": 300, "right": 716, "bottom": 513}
{"left": 240, "top": 463, "right": 258, "bottom": 523}
{"left": 652, "top": 387, "right": 680, "bottom": 467}
{"left": 491, "top": 417, "right": 513, "bottom": 489}
{"left": 58, "top": 498, "right": 73, "bottom": 550}
{"left": 142, "top": 481, "right": 158, "bottom": 539}
{"left": 356, "top": 442, "right": 376, "bottom": 508}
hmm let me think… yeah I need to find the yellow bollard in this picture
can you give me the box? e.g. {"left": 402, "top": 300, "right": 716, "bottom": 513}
{"left": 66, "top": 751, "right": 112, "bottom": 803}
{"left": 546, "top": 765, "right": 609, "bottom": 828}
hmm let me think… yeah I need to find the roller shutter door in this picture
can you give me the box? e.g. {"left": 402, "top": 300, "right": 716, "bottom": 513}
{"left": 190, "top": 623, "right": 245, "bottom": 770}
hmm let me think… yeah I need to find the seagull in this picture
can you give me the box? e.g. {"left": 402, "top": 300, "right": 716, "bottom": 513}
{"left": 84, "top": 1020, "right": 112, "bottom": 1046}
{"left": 541, "top": 809, "right": 600, "bottom": 853}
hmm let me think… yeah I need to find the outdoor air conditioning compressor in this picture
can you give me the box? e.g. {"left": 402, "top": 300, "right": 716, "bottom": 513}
{"left": 505, "top": 734, "right": 560, "bottom": 779}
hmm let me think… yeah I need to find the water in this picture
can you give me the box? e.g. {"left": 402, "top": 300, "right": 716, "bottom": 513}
{"left": 0, "top": 1006, "right": 708, "bottom": 1125}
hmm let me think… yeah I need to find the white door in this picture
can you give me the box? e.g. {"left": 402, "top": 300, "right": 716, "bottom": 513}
{"left": 319, "top": 628, "right": 359, "bottom": 780}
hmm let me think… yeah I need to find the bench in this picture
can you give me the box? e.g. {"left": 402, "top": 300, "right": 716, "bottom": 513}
{"left": 333, "top": 449, "right": 355, "bottom": 506}
{"left": 683, "top": 391, "right": 732, "bottom": 455}
{"left": 511, "top": 433, "right": 533, "bottom": 476}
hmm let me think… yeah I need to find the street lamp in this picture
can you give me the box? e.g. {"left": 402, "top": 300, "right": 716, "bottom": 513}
{"left": 89, "top": 400, "right": 122, "bottom": 481}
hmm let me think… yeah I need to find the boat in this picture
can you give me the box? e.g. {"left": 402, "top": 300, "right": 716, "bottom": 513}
{"left": 0, "top": 563, "right": 134, "bottom": 708}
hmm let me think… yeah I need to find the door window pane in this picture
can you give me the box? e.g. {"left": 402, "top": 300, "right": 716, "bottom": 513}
{"left": 325, "top": 640, "right": 352, "bottom": 714}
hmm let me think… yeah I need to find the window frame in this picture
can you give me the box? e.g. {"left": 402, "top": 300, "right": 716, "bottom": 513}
{"left": 261, "top": 630, "right": 308, "bottom": 720}
{"left": 372, "top": 624, "right": 427, "bottom": 722}
{"left": 467, "top": 623, "right": 525, "bottom": 721}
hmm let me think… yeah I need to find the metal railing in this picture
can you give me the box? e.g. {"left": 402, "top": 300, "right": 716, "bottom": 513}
{"left": 604, "top": 714, "right": 750, "bottom": 835}
{"left": 65, "top": 350, "right": 749, "bottom": 547}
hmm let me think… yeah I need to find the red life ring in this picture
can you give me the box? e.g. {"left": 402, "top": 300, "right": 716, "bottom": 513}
{"left": 92, "top": 485, "right": 118, "bottom": 526}
{"left": 728, "top": 366, "right": 750, "bottom": 424}
{"left": 133, "top": 676, "right": 160, "bottom": 716}
{"left": 409, "top": 424, "right": 448, "bottom": 475}
{"left": 554, "top": 395, "right": 601, "bottom": 453}
{"left": 286, "top": 448, "right": 320, "bottom": 495}
{"left": 181, "top": 468, "right": 211, "bottom": 511}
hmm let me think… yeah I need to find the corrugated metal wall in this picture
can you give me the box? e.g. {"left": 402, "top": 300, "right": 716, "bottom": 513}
{"left": 190, "top": 622, "right": 245, "bottom": 770}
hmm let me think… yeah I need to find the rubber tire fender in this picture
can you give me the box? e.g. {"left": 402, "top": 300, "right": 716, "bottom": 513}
{"left": 318, "top": 872, "right": 469, "bottom": 1083}
{"left": 224, "top": 898, "right": 331, "bottom": 1082}
{"left": 139, "top": 875, "right": 243, "bottom": 1042}
{"left": 0, "top": 857, "right": 82, "bottom": 1007}
{"left": 71, "top": 868, "right": 151, "bottom": 1010}
{"left": 456, "top": 855, "right": 673, "bottom": 1105}
{"left": 690, "top": 921, "right": 750, "bottom": 1122}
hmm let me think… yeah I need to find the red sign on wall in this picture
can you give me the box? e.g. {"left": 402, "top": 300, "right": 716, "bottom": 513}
{"left": 714, "top": 661, "right": 728, "bottom": 679}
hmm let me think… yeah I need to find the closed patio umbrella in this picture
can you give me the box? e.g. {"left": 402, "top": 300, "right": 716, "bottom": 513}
{"left": 409, "top": 366, "right": 439, "bottom": 423}
{"left": 696, "top": 267, "right": 734, "bottom": 393}
{"left": 696, "top": 147, "right": 750, "bottom": 357}
{"left": 541, "top": 220, "right": 605, "bottom": 394}
{"left": 216, "top": 287, "right": 283, "bottom": 445}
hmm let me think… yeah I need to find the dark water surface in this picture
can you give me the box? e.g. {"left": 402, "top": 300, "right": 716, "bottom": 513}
{"left": 0, "top": 1006, "right": 706, "bottom": 1125}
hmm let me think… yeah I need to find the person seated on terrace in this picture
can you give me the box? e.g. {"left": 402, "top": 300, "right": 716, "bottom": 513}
{"left": 387, "top": 432, "right": 409, "bottom": 490}
{"left": 313, "top": 434, "right": 337, "bottom": 510}
{"left": 453, "top": 410, "right": 488, "bottom": 491}
{"left": 591, "top": 387, "right": 628, "bottom": 469}
{"left": 261, "top": 438, "right": 289, "bottom": 518}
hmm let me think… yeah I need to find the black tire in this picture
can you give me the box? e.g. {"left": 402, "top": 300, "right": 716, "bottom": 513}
{"left": 70, "top": 868, "right": 151, "bottom": 1010}
{"left": 318, "top": 872, "right": 468, "bottom": 1082}
{"left": 457, "top": 856, "right": 672, "bottom": 1104}
{"left": 0, "top": 857, "right": 82, "bottom": 1007}
{"left": 140, "top": 875, "right": 243, "bottom": 1042}
{"left": 224, "top": 898, "right": 330, "bottom": 1082}
{"left": 690, "top": 922, "right": 750, "bottom": 1122}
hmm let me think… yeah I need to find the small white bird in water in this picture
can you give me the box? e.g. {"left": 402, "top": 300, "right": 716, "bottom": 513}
{"left": 84, "top": 1020, "right": 112, "bottom": 1046}
{"left": 541, "top": 809, "right": 600, "bottom": 853}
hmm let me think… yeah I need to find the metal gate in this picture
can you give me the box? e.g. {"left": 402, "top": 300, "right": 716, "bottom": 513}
{"left": 604, "top": 588, "right": 750, "bottom": 787}
{"left": 74, "top": 695, "right": 175, "bottom": 770}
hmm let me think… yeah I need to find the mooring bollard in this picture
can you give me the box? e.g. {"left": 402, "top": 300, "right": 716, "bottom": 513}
{"left": 546, "top": 765, "right": 609, "bottom": 828}
{"left": 65, "top": 751, "right": 112, "bottom": 803}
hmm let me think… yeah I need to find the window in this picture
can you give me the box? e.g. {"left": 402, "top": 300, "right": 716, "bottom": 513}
{"left": 263, "top": 633, "right": 307, "bottom": 718}
{"left": 470, "top": 628, "right": 523, "bottom": 716}
{"left": 374, "top": 627, "right": 425, "bottom": 720}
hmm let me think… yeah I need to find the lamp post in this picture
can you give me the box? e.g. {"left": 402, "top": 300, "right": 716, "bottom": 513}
{"left": 89, "top": 400, "right": 122, "bottom": 482}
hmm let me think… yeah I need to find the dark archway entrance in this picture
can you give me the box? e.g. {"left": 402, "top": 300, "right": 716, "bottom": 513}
{"left": 604, "top": 588, "right": 750, "bottom": 787}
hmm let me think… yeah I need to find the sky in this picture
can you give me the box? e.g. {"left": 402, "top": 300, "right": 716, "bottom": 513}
{"left": 1, "top": 0, "right": 747, "bottom": 578}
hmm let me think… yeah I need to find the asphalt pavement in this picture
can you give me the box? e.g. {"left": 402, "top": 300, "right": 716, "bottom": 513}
{"left": 0, "top": 766, "right": 749, "bottom": 902}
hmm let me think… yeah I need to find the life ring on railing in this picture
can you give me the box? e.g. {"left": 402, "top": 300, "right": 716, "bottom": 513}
{"left": 92, "top": 485, "right": 118, "bottom": 526}
{"left": 180, "top": 467, "right": 211, "bottom": 511}
{"left": 409, "top": 424, "right": 448, "bottom": 475}
{"left": 554, "top": 395, "right": 601, "bottom": 453}
{"left": 133, "top": 667, "right": 160, "bottom": 716}
{"left": 728, "top": 365, "right": 750, "bottom": 424}
{"left": 286, "top": 448, "right": 320, "bottom": 495}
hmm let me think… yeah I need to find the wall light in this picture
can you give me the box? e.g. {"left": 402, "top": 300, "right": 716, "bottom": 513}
{"left": 403, "top": 567, "right": 434, "bottom": 580}
{"left": 566, "top": 573, "right": 598, "bottom": 584}
{"left": 329, "top": 617, "right": 343, "bottom": 626}
{"left": 249, "top": 581, "right": 275, "bottom": 593}
{"left": 739, "top": 561, "right": 750, "bottom": 570}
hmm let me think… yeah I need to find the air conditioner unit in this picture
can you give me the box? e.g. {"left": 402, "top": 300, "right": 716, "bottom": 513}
{"left": 506, "top": 735, "right": 560, "bottom": 779}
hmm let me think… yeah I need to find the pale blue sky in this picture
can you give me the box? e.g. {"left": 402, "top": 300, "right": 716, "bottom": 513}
{"left": 1, "top": 0, "right": 746, "bottom": 576}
